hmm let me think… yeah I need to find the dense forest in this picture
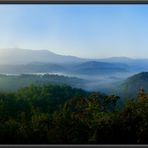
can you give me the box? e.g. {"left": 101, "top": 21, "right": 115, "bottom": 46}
{"left": 0, "top": 74, "right": 86, "bottom": 92}
{"left": 0, "top": 83, "right": 147, "bottom": 144}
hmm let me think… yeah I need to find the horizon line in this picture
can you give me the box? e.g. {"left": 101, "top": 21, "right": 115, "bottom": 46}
{"left": 0, "top": 47, "right": 148, "bottom": 60}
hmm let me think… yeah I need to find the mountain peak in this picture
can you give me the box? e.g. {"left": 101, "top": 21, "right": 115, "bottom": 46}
{"left": 0, "top": 48, "right": 84, "bottom": 65}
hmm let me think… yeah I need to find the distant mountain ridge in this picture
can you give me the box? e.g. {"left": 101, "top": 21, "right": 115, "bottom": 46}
{"left": 0, "top": 48, "right": 85, "bottom": 65}
{"left": 69, "top": 61, "right": 129, "bottom": 75}
{"left": 0, "top": 48, "right": 130, "bottom": 75}
{"left": 0, "top": 48, "right": 148, "bottom": 76}
{"left": 1, "top": 48, "right": 148, "bottom": 65}
{"left": 1, "top": 48, "right": 148, "bottom": 64}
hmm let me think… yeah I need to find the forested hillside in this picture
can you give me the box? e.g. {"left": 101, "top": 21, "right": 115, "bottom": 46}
{"left": 119, "top": 72, "right": 148, "bottom": 98}
{"left": 0, "top": 74, "right": 86, "bottom": 92}
{"left": 0, "top": 84, "right": 148, "bottom": 144}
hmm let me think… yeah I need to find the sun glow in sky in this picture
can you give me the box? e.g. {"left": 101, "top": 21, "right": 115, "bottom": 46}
{"left": 0, "top": 4, "right": 148, "bottom": 58}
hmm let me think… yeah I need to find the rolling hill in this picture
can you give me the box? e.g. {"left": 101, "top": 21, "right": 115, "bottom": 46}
{"left": 119, "top": 72, "right": 148, "bottom": 98}
{"left": 69, "top": 61, "right": 129, "bottom": 75}
{"left": 0, "top": 74, "right": 86, "bottom": 92}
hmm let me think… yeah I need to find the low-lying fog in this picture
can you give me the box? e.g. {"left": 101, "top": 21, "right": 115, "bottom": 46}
{"left": 0, "top": 70, "right": 142, "bottom": 97}
{"left": 23, "top": 71, "right": 138, "bottom": 94}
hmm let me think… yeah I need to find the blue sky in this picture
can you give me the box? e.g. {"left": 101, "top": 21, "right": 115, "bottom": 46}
{"left": 0, "top": 4, "right": 148, "bottom": 58}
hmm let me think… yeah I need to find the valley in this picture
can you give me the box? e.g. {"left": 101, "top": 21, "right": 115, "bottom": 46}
{"left": 0, "top": 48, "right": 147, "bottom": 101}
{"left": 0, "top": 49, "right": 147, "bottom": 144}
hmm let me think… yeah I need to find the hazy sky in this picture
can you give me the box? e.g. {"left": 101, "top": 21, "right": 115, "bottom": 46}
{"left": 0, "top": 4, "right": 148, "bottom": 58}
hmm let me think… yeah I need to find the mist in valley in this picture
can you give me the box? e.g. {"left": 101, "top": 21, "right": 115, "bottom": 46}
{"left": 0, "top": 48, "right": 147, "bottom": 100}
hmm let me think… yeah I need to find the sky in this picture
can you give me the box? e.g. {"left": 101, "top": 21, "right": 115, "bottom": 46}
{"left": 0, "top": 4, "right": 148, "bottom": 58}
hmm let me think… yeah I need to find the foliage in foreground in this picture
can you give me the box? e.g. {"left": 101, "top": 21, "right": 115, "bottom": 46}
{"left": 0, "top": 84, "right": 147, "bottom": 144}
